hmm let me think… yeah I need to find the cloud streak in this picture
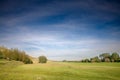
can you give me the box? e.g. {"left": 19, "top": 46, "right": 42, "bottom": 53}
{"left": 0, "top": 0, "right": 120, "bottom": 60}
{"left": 0, "top": 25, "right": 120, "bottom": 60}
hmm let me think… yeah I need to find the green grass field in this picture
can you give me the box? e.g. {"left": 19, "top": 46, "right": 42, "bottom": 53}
{"left": 0, "top": 60, "right": 120, "bottom": 80}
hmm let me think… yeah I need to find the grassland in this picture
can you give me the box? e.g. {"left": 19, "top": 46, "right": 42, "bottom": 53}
{"left": 0, "top": 60, "right": 120, "bottom": 80}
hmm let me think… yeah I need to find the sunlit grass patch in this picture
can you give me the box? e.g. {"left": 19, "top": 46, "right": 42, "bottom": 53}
{"left": 0, "top": 60, "right": 120, "bottom": 80}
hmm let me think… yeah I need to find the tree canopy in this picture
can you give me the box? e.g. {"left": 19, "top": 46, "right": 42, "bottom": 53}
{"left": 38, "top": 56, "right": 47, "bottom": 63}
{"left": 81, "top": 52, "right": 120, "bottom": 63}
{"left": 111, "top": 52, "right": 119, "bottom": 62}
{"left": 0, "top": 46, "right": 33, "bottom": 64}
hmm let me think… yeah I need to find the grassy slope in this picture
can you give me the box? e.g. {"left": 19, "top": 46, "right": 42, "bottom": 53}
{"left": 0, "top": 60, "right": 120, "bottom": 80}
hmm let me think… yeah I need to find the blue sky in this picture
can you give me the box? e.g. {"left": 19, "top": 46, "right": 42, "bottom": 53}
{"left": 0, "top": 0, "right": 120, "bottom": 60}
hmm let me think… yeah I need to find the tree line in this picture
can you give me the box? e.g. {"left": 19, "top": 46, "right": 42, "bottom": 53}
{"left": 0, "top": 46, "right": 33, "bottom": 64}
{"left": 81, "top": 52, "right": 120, "bottom": 63}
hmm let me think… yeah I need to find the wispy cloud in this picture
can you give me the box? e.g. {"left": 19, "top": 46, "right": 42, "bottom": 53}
{"left": 0, "top": 25, "right": 120, "bottom": 60}
{"left": 0, "top": 0, "right": 120, "bottom": 60}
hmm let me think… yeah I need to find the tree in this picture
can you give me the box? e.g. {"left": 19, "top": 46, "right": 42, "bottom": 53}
{"left": 38, "top": 56, "right": 47, "bottom": 63}
{"left": 84, "top": 59, "right": 89, "bottom": 62}
{"left": 90, "top": 56, "right": 100, "bottom": 62}
{"left": 99, "top": 53, "right": 110, "bottom": 62}
{"left": 111, "top": 52, "right": 119, "bottom": 62}
{"left": 0, "top": 46, "right": 33, "bottom": 64}
{"left": 63, "top": 60, "right": 67, "bottom": 62}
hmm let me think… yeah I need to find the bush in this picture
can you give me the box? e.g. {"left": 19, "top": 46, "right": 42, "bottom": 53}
{"left": 23, "top": 58, "right": 33, "bottom": 64}
{"left": 0, "top": 51, "right": 3, "bottom": 59}
{"left": 38, "top": 56, "right": 47, "bottom": 63}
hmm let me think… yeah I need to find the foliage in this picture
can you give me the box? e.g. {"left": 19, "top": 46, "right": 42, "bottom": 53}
{"left": 63, "top": 60, "right": 67, "bottom": 62}
{"left": 111, "top": 52, "right": 119, "bottom": 62}
{"left": 82, "top": 59, "right": 89, "bottom": 62}
{"left": 0, "top": 46, "right": 33, "bottom": 64}
{"left": 81, "top": 52, "right": 120, "bottom": 63}
{"left": 90, "top": 56, "right": 100, "bottom": 62}
{"left": 0, "top": 51, "right": 4, "bottom": 59}
{"left": 104, "top": 58, "right": 110, "bottom": 62}
{"left": 38, "top": 56, "right": 47, "bottom": 63}
{"left": 99, "top": 53, "right": 111, "bottom": 61}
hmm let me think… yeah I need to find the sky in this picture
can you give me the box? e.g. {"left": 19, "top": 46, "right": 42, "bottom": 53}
{"left": 0, "top": 0, "right": 120, "bottom": 60}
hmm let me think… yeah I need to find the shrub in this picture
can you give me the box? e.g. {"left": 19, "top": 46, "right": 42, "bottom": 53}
{"left": 38, "top": 56, "right": 47, "bottom": 63}
{"left": 0, "top": 51, "right": 3, "bottom": 59}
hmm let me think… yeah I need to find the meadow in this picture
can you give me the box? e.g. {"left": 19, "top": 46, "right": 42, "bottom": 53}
{"left": 0, "top": 60, "right": 120, "bottom": 80}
